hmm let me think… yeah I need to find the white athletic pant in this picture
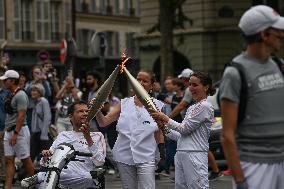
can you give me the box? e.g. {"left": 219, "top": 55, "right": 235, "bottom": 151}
{"left": 37, "top": 171, "right": 99, "bottom": 189}
{"left": 232, "top": 161, "right": 284, "bottom": 189}
{"left": 175, "top": 151, "right": 208, "bottom": 189}
{"left": 116, "top": 161, "right": 156, "bottom": 189}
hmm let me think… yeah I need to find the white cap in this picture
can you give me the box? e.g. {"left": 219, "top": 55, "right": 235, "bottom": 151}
{"left": 178, "top": 68, "right": 193, "bottom": 78}
{"left": 239, "top": 5, "right": 284, "bottom": 36}
{"left": 0, "top": 70, "right": 19, "bottom": 80}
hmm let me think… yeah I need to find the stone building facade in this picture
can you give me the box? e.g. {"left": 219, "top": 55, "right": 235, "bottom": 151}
{"left": 138, "top": 0, "right": 284, "bottom": 81}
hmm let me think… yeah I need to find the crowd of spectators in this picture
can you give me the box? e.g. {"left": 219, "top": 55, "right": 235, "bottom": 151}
{"left": 0, "top": 58, "right": 219, "bottom": 187}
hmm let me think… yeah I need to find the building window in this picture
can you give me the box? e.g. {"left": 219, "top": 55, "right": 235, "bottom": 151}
{"left": 64, "top": 2, "right": 72, "bottom": 37}
{"left": 0, "top": 0, "right": 4, "bottom": 40}
{"left": 22, "top": 0, "right": 33, "bottom": 41}
{"left": 51, "top": 1, "right": 61, "bottom": 42}
{"left": 13, "top": 0, "right": 22, "bottom": 41}
{"left": 36, "top": 0, "right": 51, "bottom": 42}
{"left": 126, "top": 32, "right": 137, "bottom": 57}
{"left": 105, "top": 31, "right": 120, "bottom": 57}
{"left": 75, "top": 0, "right": 82, "bottom": 12}
{"left": 77, "top": 29, "right": 95, "bottom": 56}
{"left": 136, "top": 0, "right": 141, "bottom": 16}
{"left": 124, "top": 0, "right": 130, "bottom": 16}
{"left": 100, "top": 0, "right": 106, "bottom": 14}
{"left": 90, "top": 0, "right": 97, "bottom": 13}
{"left": 114, "top": 0, "right": 120, "bottom": 15}
{"left": 13, "top": 0, "right": 34, "bottom": 42}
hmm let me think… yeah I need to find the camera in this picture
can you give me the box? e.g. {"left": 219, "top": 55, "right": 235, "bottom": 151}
{"left": 47, "top": 68, "right": 56, "bottom": 79}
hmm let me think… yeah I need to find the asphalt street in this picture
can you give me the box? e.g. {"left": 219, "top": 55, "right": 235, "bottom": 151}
{"left": 7, "top": 174, "right": 233, "bottom": 188}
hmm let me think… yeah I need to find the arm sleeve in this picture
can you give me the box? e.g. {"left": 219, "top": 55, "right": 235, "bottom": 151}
{"left": 219, "top": 67, "right": 242, "bottom": 103}
{"left": 89, "top": 133, "right": 106, "bottom": 166}
{"left": 166, "top": 129, "right": 181, "bottom": 141}
{"left": 40, "top": 98, "right": 52, "bottom": 140}
{"left": 15, "top": 92, "right": 28, "bottom": 111}
{"left": 166, "top": 103, "right": 211, "bottom": 135}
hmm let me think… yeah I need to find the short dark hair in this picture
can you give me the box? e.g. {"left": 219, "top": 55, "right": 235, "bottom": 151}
{"left": 241, "top": 32, "right": 262, "bottom": 44}
{"left": 42, "top": 59, "right": 53, "bottom": 66}
{"left": 139, "top": 69, "right": 156, "bottom": 84}
{"left": 172, "top": 78, "right": 185, "bottom": 90}
{"left": 67, "top": 100, "right": 88, "bottom": 115}
{"left": 191, "top": 71, "right": 216, "bottom": 96}
{"left": 86, "top": 71, "right": 102, "bottom": 86}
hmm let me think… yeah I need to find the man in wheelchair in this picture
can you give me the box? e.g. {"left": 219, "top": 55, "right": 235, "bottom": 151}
{"left": 21, "top": 101, "right": 106, "bottom": 189}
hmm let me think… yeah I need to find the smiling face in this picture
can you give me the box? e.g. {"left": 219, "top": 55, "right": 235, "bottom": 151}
{"left": 69, "top": 103, "right": 89, "bottom": 129}
{"left": 136, "top": 71, "right": 154, "bottom": 92}
{"left": 31, "top": 88, "right": 41, "bottom": 99}
{"left": 189, "top": 76, "right": 208, "bottom": 102}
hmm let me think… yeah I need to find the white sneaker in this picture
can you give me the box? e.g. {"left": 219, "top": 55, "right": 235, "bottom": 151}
{"left": 21, "top": 174, "right": 38, "bottom": 188}
{"left": 107, "top": 169, "right": 115, "bottom": 175}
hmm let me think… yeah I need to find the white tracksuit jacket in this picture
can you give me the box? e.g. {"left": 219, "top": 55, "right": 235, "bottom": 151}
{"left": 166, "top": 99, "right": 214, "bottom": 189}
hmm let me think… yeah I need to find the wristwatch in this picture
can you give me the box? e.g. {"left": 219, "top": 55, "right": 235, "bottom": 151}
{"left": 236, "top": 180, "right": 248, "bottom": 189}
{"left": 14, "top": 130, "right": 19, "bottom": 135}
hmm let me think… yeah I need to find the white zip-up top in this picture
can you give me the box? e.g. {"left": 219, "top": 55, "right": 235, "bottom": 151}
{"left": 42, "top": 131, "right": 106, "bottom": 170}
{"left": 166, "top": 99, "right": 214, "bottom": 152}
{"left": 113, "top": 97, "right": 164, "bottom": 165}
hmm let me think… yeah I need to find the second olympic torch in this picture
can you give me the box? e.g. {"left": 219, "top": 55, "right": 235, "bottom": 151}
{"left": 87, "top": 56, "right": 130, "bottom": 123}
{"left": 87, "top": 65, "right": 119, "bottom": 122}
{"left": 122, "top": 67, "right": 158, "bottom": 112}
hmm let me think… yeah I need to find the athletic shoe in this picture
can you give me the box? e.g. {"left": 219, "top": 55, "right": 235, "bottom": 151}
{"left": 21, "top": 174, "right": 38, "bottom": 188}
{"left": 223, "top": 169, "right": 232, "bottom": 175}
{"left": 107, "top": 169, "right": 115, "bottom": 175}
{"left": 209, "top": 171, "right": 223, "bottom": 181}
{"left": 159, "top": 170, "right": 170, "bottom": 177}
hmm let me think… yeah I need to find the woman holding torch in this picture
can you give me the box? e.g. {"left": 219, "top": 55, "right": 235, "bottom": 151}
{"left": 150, "top": 71, "right": 216, "bottom": 189}
{"left": 95, "top": 69, "right": 164, "bottom": 189}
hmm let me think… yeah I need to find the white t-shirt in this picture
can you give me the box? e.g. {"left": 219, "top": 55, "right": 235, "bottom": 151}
{"left": 113, "top": 97, "right": 164, "bottom": 165}
{"left": 39, "top": 131, "right": 106, "bottom": 188}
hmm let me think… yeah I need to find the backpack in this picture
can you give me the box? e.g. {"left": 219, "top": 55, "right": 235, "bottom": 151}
{"left": 217, "top": 62, "right": 247, "bottom": 124}
{"left": 218, "top": 58, "right": 283, "bottom": 124}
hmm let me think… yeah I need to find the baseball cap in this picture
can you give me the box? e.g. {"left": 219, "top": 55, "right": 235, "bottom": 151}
{"left": 239, "top": 5, "right": 284, "bottom": 36}
{"left": 0, "top": 70, "right": 19, "bottom": 80}
{"left": 178, "top": 68, "right": 193, "bottom": 78}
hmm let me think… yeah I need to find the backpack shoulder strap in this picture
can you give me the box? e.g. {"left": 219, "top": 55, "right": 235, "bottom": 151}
{"left": 218, "top": 62, "right": 247, "bottom": 124}
{"left": 230, "top": 62, "right": 247, "bottom": 124}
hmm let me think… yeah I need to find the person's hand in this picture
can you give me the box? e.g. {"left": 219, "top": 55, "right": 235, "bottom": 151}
{"left": 80, "top": 123, "right": 94, "bottom": 146}
{"left": 65, "top": 76, "right": 74, "bottom": 87}
{"left": 157, "top": 122, "right": 165, "bottom": 130}
{"left": 150, "top": 110, "right": 169, "bottom": 125}
{"left": 9, "top": 133, "right": 17, "bottom": 146}
{"left": 79, "top": 123, "right": 91, "bottom": 137}
{"left": 42, "top": 150, "right": 52, "bottom": 161}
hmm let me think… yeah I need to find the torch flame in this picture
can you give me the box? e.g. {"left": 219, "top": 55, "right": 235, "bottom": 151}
{"left": 120, "top": 51, "right": 131, "bottom": 73}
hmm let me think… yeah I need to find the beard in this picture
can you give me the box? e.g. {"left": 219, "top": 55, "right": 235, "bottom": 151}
{"left": 86, "top": 82, "right": 95, "bottom": 89}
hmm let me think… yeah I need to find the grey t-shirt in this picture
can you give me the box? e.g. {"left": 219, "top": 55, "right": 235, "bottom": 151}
{"left": 219, "top": 53, "right": 284, "bottom": 163}
{"left": 182, "top": 88, "right": 192, "bottom": 103}
{"left": 5, "top": 90, "right": 28, "bottom": 129}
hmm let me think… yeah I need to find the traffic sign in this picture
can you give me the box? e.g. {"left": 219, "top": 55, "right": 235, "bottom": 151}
{"left": 60, "top": 39, "right": 67, "bottom": 64}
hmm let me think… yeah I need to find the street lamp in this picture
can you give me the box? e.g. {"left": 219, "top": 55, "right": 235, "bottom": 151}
{"left": 91, "top": 32, "right": 107, "bottom": 68}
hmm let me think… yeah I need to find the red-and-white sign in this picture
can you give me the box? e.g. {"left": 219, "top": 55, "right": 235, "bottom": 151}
{"left": 60, "top": 39, "right": 67, "bottom": 64}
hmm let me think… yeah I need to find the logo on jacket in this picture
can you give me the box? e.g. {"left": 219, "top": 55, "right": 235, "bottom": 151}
{"left": 142, "top": 121, "right": 151, "bottom": 125}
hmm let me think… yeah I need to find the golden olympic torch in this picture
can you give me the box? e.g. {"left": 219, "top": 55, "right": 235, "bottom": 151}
{"left": 87, "top": 57, "right": 130, "bottom": 122}
{"left": 122, "top": 67, "right": 158, "bottom": 112}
